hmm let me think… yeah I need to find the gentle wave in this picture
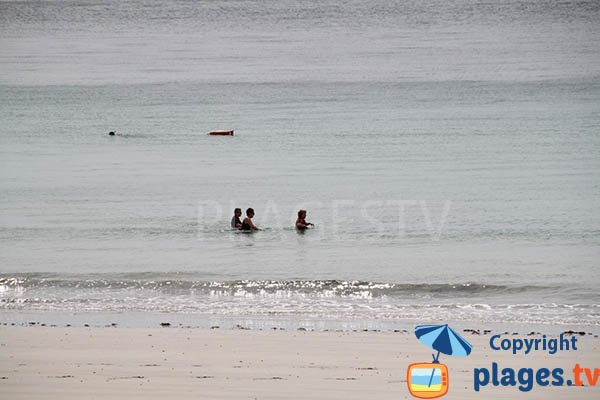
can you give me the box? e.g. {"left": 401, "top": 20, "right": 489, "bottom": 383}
{"left": 1, "top": 273, "right": 596, "bottom": 326}
{"left": 1, "top": 296, "right": 597, "bottom": 326}
{"left": 0, "top": 274, "right": 554, "bottom": 298}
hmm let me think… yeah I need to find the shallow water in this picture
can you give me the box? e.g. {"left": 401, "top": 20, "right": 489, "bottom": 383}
{"left": 1, "top": 0, "right": 599, "bottom": 329}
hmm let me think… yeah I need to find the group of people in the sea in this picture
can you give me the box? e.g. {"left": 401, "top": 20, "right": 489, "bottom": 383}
{"left": 231, "top": 208, "right": 314, "bottom": 231}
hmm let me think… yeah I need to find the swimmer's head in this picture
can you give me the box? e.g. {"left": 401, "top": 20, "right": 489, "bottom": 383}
{"left": 298, "top": 209, "right": 306, "bottom": 219}
{"left": 246, "top": 208, "right": 255, "bottom": 217}
{"left": 234, "top": 208, "right": 242, "bottom": 216}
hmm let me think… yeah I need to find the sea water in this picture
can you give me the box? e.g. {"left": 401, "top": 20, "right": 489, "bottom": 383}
{"left": 1, "top": 0, "right": 599, "bottom": 330}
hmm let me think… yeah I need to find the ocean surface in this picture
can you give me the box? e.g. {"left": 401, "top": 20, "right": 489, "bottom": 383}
{"left": 1, "top": 0, "right": 599, "bottom": 331}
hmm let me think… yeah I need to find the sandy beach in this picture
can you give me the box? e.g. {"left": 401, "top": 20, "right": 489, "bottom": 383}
{"left": 0, "top": 326, "right": 598, "bottom": 399}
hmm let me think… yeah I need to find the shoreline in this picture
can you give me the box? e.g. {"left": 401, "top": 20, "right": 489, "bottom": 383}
{"left": 1, "top": 325, "right": 599, "bottom": 399}
{"left": 1, "top": 310, "right": 598, "bottom": 336}
{"left": 1, "top": 321, "right": 598, "bottom": 338}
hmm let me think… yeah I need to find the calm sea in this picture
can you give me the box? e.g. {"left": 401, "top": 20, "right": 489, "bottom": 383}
{"left": 1, "top": 0, "right": 599, "bottom": 330}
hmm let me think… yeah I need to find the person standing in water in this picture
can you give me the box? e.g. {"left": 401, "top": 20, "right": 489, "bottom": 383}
{"left": 295, "top": 209, "right": 314, "bottom": 230}
{"left": 231, "top": 208, "right": 242, "bottom": 229}
{"left": 241, "top": 208, "right": 259, "bottom": 231}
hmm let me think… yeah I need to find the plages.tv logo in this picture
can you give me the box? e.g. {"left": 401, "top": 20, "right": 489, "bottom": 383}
{"left": 407, "top": 324, "right": 473, "bottom": 399}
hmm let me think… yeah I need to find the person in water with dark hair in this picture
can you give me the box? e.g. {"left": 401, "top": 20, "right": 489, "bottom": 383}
{"left": 296, "top": 209, "right": 313, "bottom": 230}
{"left": 241, "top": 208, "right": 259, "bottom": 231}
{"left": 231, "top": 208, "right": 242, "bottom": 229}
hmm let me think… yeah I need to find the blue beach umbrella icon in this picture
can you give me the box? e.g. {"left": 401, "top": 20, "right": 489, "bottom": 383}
{"left": 415, "top": 324, "right": 472, "bottom": 361}
{"left": 414, "top": 324, "right": 473, "bottom": 387}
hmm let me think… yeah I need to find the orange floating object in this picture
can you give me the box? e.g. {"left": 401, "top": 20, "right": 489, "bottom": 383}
{"left": 208, "top": 130, "right": 234, "bottom": 136}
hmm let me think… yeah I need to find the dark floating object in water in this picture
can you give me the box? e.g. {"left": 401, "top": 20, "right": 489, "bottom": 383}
{"left": 207, "top": 130, "right": 234, "bottom": 136}
{"left": 160, "top": 322, "right": 171, "bottom": 327}
{"left": 108, "top": 131, "right": 115, "bottom": 136}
